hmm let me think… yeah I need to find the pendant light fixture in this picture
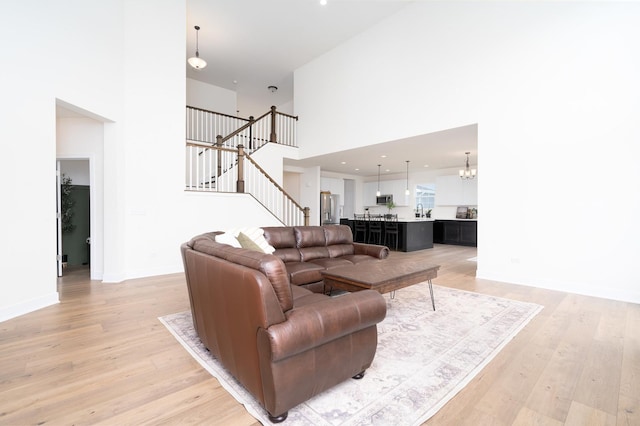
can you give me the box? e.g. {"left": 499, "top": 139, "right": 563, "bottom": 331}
{"left": 405, "top": 160, "right": 410, "bottom": 195}
{"left": 376, "top": 164, "right": 381, "bottom": 197}
{"left": 188, "top": 25, "right": 207, "bottom": 70}
{"left": 459, "top": 151, "right": 477, "bottom": 180}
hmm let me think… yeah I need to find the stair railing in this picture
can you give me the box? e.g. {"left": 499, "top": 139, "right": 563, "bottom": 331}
{"left": 185, "top": 141, "right": 309, "bottom": 226}
{"left": 239, "top": 146, "right": 310, "bottom": 227}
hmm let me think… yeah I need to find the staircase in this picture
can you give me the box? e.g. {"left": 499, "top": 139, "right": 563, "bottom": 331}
{"left": 185, "top": 106, "right": 309, "bottom": 226}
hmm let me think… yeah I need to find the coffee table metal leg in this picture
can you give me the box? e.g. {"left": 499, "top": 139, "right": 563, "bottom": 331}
{"left": 428, "top": 279, "right": 435, "bottom": 311}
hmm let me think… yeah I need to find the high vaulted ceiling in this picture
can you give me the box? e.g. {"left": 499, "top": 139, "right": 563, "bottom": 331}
{"left": 186, "top": 0, "right": 477, "bottom": 177}
{"left": 186, "top": 0, "right": 413, "bottom": 116}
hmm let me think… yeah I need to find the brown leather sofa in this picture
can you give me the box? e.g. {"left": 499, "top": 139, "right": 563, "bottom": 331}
{"left": 262, "top": 225, "right": 389, "bottom": 293}
{"left": 181, "top": 230, "right": 387, "bottom": 422}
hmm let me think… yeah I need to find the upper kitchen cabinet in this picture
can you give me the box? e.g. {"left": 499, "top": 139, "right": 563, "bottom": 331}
{"left": 435, "top": 175, "right": 478, "bottom": 206}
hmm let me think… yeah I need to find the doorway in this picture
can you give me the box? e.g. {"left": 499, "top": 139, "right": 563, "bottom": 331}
{"left": 56, "top": 100, "right": 106, "bottom": 282}
{"left": 57, "top": 159, "right": 91, "bottom": 277}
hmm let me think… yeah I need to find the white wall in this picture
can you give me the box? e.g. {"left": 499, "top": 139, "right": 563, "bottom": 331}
{"left": 0, "top": 0, "right": 127, "bottom": 320}
{"left": 0, "top": 0, "right": 292, "bottom": 322}
{"left": 249, "top": 143, "right": 299, "bottom": 187}
{"left": 294, "top": 2, "right": 640, "bottom": 303}
{"left": 186, "top": 78, "right": 237, "bottom": 115}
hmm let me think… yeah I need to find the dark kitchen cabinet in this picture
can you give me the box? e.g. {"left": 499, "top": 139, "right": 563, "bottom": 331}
{"left": 434, "top": 220, "right": 477, "bottom": 247}
{"left": 433, "top": 220, "right": 444, "bottom": 243}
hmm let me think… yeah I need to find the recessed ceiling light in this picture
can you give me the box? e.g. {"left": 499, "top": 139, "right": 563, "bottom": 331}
{"left": 380, "top": 155, "right": 387, "bottom": 158}
{"left": 355, "top": 168, "right": 360, "bottom": 171}
{"left": 320, "top": 0, "right": 327, "bottom": 5}
{"left": 385, "top": 169, "right": 390, "bottom": 172}
{"left": 423, "top": 164, "right": 429, "bottom": 168}
{"left": 341, "top": 161, "right": 346, "bottom": 164}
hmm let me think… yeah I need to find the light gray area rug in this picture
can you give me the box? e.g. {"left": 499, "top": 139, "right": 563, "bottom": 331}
{"left": 159, "top": 284, "right": 543, "bottom": 425}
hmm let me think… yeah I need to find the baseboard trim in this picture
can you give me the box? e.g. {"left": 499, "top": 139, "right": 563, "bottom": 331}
{"left": 0, "top": 293, "right": 59, "bottom": 323}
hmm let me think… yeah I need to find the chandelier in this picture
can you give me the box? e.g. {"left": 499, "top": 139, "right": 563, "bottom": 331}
{"left": 459, "top": 152, "right": 476, "bottom": 180}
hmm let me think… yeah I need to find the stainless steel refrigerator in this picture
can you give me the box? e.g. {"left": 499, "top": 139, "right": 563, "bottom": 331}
{"left": 320, "top": 191, "right": 340, "bottom": 225}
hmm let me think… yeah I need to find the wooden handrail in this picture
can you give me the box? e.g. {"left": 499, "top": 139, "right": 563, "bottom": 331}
{"left": 244, "top": 153, "right": 306, "bottom": 212}
{"left": 274, "top": 109, "right": 299, "bottom": 121}
{"left": 186, "top": 105, "right": 249, "bottom": 122}
{"left": 186, "top": 141, "right": 236, "bottom": 153}
{"left": 219, "top": 109, "right": 272, "bottom": 144}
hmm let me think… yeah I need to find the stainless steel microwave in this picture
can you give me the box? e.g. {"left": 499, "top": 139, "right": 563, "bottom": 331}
{"left": 376, "top": 194, "right": 393, "bottom": 205}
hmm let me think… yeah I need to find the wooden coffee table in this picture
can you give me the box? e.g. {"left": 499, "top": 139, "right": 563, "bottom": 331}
{"left": 321, "top": 259, "right": 440, "bottom": 310}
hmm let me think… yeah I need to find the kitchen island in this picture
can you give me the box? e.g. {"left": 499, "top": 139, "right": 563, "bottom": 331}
{"left": 340, "top": 218, "right": 434, "bottom": 252}
{"left": 433, "top": 219, "right": 477, "bottom": 247}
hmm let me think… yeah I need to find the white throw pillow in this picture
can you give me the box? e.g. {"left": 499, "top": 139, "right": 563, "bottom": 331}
{"left": 215, "top": 232, "right": 241, "bottom": 248}
{"left": 226, "top": 227, "right": 275, "bottom": 254}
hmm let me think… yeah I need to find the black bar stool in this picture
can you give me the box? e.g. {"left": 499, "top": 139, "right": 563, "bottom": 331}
{"left": 354, "top": 214, "right": 367, "bottom": 242}
{"left": 384, "top": 214, "right": 399, "bottom": 250}
{"left": 368, "top": 215, "right": 383, "bottom": 244}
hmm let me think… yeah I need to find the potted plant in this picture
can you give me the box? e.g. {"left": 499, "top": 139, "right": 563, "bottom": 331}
{"left": 385, "top": 200, "right": 396, "bottom": 219}
{"left": 61, "top": 174, "right": 75, "bottom": 234}
{"left": 426, "top": 209, "right": 432, "bottom": 218}
{"left": 60, "top": 174, "right": 75, "bottom": 266}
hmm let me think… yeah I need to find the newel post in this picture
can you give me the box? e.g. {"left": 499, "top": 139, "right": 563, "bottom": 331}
{"left": 303, "top": 207, "right": 310, "bottom": 226}
{"left": 216, "top": 135, "right": 223, "bottom": 178}
{"left": 236, "top": 144, "right": 245, "bottom": 193}
{"left": 248, "top": 116, "right": 254, "bottom": 150}
{"left": 270, "top": 105, "right": 277, "bottom": 143}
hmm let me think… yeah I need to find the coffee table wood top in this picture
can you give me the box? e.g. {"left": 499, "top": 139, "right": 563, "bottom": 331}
{"left": 321, "top": 259, "right": 439, "bottom": 295}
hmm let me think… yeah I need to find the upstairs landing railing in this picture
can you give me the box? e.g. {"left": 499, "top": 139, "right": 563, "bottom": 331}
{"left": 186, "top": 105, "right": 298, "bottom": 153}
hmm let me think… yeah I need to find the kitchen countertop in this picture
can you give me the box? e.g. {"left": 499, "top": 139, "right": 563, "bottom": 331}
{"left": 395, "top": 218, "right": 478, "bottom": 222}
{"left": 434, "top": 218, "right": 478, "bottom": 221}
{"left": 342, "top": 217, "right": 477, "bottom": 222}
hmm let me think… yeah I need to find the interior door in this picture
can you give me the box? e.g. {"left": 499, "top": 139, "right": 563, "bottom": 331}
{"left": 56, "top": 161, "right": 63, "bottom": 277}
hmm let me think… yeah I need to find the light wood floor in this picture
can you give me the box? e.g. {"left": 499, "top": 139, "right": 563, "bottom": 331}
{"left": 1, "top": 245, "right": 638, "bottom": 425}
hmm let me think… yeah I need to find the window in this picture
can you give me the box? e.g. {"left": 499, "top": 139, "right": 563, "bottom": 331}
{"left": 415, "top": 184, "right": 435, "bottom": 209}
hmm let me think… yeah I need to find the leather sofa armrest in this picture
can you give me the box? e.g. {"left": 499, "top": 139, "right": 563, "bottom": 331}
{"left": 353, "top": 242, "right": 390, "bottom": 259}
{"left": 261, "top": 290, "right": 386, "bottom": 362}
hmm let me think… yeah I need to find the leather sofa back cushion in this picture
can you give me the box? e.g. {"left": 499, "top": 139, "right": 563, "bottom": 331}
{"left": 323, "top": 225, "right": 353, "bottom": 245}
{"left": 295, "top": 227, "right": 329, "bottom": 261}
{"left": 262, "top": 227, "right": 296, "bottom": 248}
{"left": 262, "top": 227, "right": 301, "bottom": 262}
{"left": 323, "top": 225, "right": 355, "bottom": 258}
{"left": 191, "top": 236, "right": 294, "bottom": 312}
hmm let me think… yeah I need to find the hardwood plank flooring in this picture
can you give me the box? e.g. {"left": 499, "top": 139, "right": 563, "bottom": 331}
{"left": 0, "top": 244, "right": 637, "bottom": 425}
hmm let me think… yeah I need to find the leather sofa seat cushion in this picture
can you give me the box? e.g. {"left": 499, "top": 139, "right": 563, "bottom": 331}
{"left": 299, "top": 246, "right": 330, "bottom": 262}
{"left": 337, "top": 254, "right": 380, "bottom": 265}
{"left": 290, "top": 285, "right": 329, "bottom": 307}
{"left": 273, "top": 247, "right": 303, "bottom": 263}
{"left": 308, "top": 257, "right": 353, "bottom": 270}
{"left": 285, "top": 262, "right": 325, "bottom": 286}
{"left": 326, "top": 243, "right": 355, "bottom": 258}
